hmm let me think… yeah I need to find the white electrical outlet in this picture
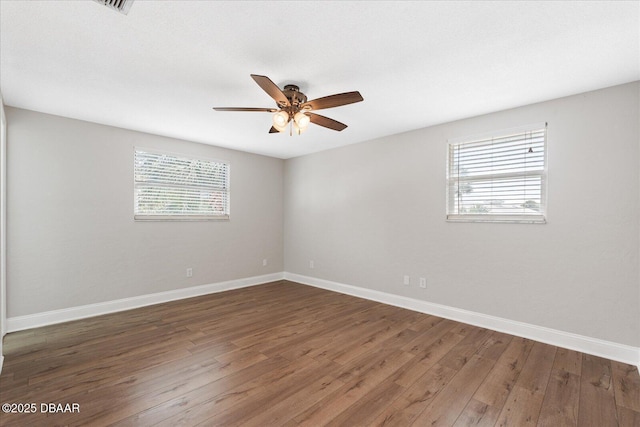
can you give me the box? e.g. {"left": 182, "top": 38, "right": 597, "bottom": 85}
{"left": 419, "top": 277, "right": 427, "bottom": 288}
{"left": 186, "top": 268, "right": 193, "bottom": 278}
{"left": 403, "top": 275, "right": 410, "bottom": 286}
{"left": 309, "top": 260, "right": 315, "bottom": 269}
{"left": 262, "top": 259, "right": 268, "bottom": 266}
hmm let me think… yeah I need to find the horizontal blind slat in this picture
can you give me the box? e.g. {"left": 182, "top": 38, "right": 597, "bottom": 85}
{"left": 134, "top": 149, "right": 230, "bottom": 218}
{"left": 447, "top": 126, "right": 546, "bottom": 221}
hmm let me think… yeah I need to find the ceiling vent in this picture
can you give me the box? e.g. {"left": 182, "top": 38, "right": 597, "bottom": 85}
{"left": 93, "top": 0, "right": 134, "bottom": 15}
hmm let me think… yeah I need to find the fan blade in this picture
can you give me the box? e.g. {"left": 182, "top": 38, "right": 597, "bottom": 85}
{"left": 308, "top": 113, "right": 348, "bottom": 131}
{"left": 302, "top": 91, "right": 363, "bottom": 111}
{"left": 269, "top": 126, "right": 281, "bottom": 133}
{"left": 251, "top": 74, "right": 290, "bottom": 107}
{"left": 213, "top": 107, "right": 278, "bottom": 112}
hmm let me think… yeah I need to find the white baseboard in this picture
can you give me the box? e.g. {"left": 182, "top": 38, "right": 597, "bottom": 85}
{"left": 284, "top": 272, "right": 640, "bottom": 371}
{"left": 6, "top": 272, "right": 285, "bottom": 333}
{"left": 4, "top": 271, "right": 639, "bottom": 373}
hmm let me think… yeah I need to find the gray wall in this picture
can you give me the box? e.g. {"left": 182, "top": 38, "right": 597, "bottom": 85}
{"left": 7, "top": 107, "right": 284, "bottom": 317}
{"left": 284, "top": 82, "right": 640, "bottom": 347}
{"left": 6, "top": 82, "right": 639, "bottom": 349}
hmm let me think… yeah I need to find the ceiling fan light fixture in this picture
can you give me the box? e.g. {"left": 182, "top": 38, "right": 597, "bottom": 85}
{"left": 294, "top": 112, "right": 310, "bottom": 129}
{"left": 293, "top": 121, "right": 307, "bottom": 135}
{"left": 272, "top": 110, "right": 289, "bottom": 131}
{"left": 272, "top": 123, "right": 287, "bottom": 133}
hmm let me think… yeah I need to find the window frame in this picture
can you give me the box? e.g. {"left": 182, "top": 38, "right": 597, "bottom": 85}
{"left": 133, "top": 148, "right": 230, "bottom": 221}
{"left": 446, "top": 123, "right": 548, "bottom": 224}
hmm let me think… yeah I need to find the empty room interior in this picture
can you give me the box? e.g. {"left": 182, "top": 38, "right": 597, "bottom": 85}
{"left": 0, "top": 1, "right": 639, "bottom": 426}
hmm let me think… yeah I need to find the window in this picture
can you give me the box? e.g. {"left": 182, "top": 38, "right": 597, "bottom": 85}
{"left": 446, "top": 123, "right": 547, "bottom": 223}
{"left": 134, "top": 149, "right": 230, "bottom": 220}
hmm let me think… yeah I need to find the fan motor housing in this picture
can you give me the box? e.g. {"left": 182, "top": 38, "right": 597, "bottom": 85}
{"left": 282, "top": 85, "right": 307, "bottom": 107}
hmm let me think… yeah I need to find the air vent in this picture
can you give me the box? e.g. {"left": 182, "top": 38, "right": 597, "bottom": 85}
{"left": 93, "top": 0, "right": 134, "bottom": 15}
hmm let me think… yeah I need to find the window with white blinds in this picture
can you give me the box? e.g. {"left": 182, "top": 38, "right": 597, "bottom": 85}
{"left": 134, "top": 149, "right": 230, "bottom": 220}
{"left": 446, "top": 124, "right": 547, "bottom": 223}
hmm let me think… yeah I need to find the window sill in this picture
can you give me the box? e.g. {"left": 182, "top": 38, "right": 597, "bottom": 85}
{"left": 446, "top": 215, "right": 546, "bottom": 224}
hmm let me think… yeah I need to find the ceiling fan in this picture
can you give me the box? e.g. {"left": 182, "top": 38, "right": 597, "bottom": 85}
{"left": 213, "top": 74, "right": 364, "bottom": 135}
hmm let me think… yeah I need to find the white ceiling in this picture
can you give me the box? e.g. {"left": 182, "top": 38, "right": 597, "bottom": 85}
{"left": 1, "top": 1, "right": 638, "bottom": 159}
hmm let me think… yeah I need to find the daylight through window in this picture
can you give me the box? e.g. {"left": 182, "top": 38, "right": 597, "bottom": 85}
{"left": 134, "top": 149, "right": 230, "bottom": 220}
{"left": 446, "top": 124, "right": 547, "bottom": 223}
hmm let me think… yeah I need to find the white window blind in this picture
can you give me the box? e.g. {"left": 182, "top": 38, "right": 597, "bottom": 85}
{"left": 134, "top": 149, "right": 229, "bottom": 220}
{"left": 446, "top": 124, "right": 547, "bottom": 223}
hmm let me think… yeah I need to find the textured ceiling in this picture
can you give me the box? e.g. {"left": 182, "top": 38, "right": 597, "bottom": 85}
{"left": 1, "top": 1, "right": 638, "bottom": 159}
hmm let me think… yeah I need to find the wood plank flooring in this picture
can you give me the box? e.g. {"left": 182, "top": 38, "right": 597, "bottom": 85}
{"left": 0, "top": 280, "right": 638, "bottom": 426}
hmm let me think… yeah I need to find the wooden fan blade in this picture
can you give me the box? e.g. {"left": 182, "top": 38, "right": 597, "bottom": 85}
{"left": 213, "top": 107, "right": 278, "bottom": 112}
{"left": 308, "top": 113, "right": 348, "bottom": 131}
{"left": 251, "top": 74, "right": 290, "bottom": 107}
{"left": 302, "top": 91, "right": 363, "bottom": 111}
{"left": 269, "top": 126, "right": 281, "bottom": 133}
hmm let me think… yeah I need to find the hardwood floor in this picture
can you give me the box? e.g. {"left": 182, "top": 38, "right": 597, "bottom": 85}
{"left": 0, "top": 280, "right": 638, "bottom": 426}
